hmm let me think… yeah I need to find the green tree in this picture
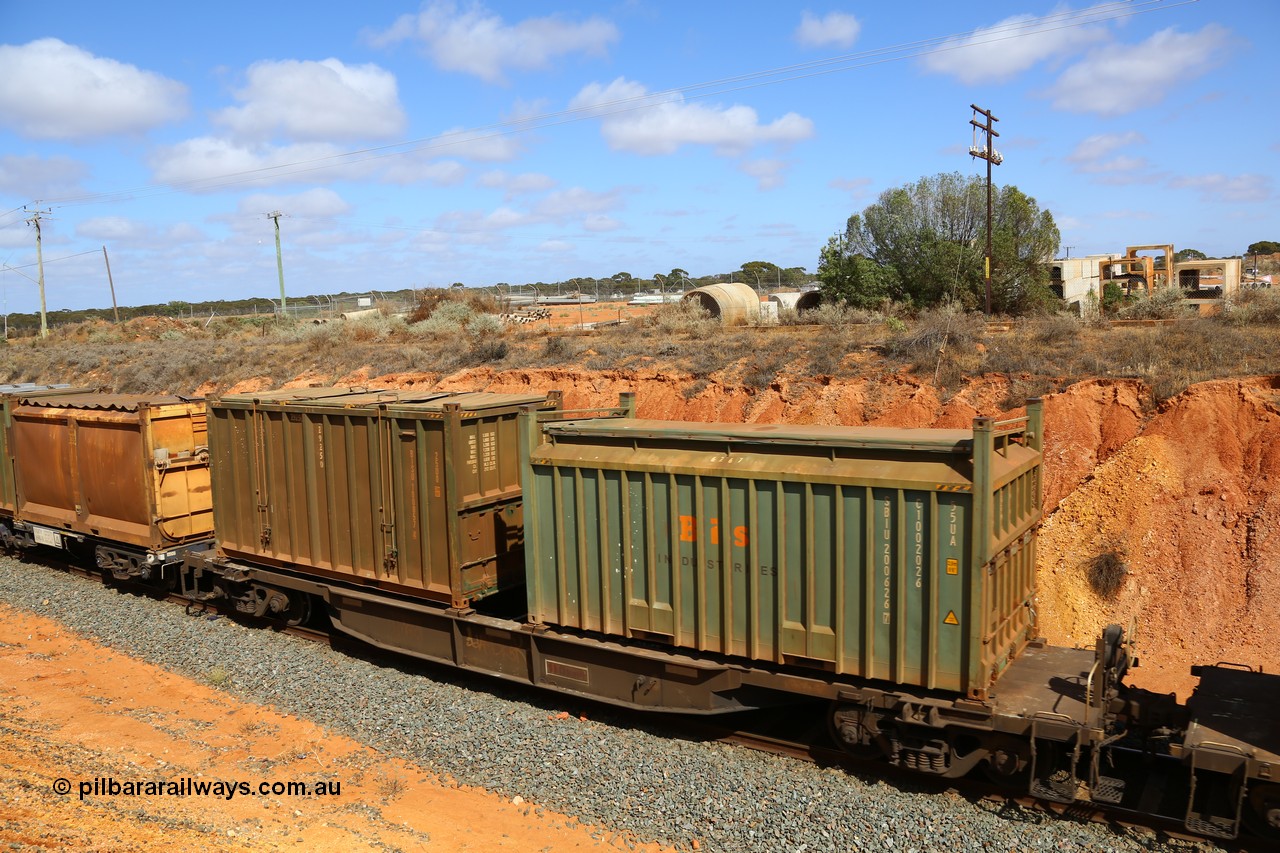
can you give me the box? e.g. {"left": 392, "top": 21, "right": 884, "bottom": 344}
{"left": 739, "top": 260, "right": 780, "bottom": 289}
{"left": 835, "top": 172, "right": 1060, "bottom": 314}
{"left": 1175, "top": 248, "right": 1207, "bottom": 262}
{"left": 816, "top": 233, "right": 895, "bottom": 309}
{"left": 1246, "top": 240, "right": 1280, "bottom": 256}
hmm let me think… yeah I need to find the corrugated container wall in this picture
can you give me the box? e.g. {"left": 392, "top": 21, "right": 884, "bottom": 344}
{"left": 10, "top": 394, "right": 213, "bottom": 551}
{"left": 522, "top": 403, "right": 1043, "bottom": 700}
{"left": 1, "top": 386, "right": 88, "bottom": 517}
{"left": 209, "top": 388, "right": 558, "bottom": 607}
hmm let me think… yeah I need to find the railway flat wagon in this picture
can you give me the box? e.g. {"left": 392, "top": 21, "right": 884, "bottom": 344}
{"left": 7, "top": 392, "right": 213, "bottom": 577}
{"left": 522, "top": 401, "right": 1044, "bottom": 699}
{"left": 207, "top": 387, "right": 559, "bottom": 608}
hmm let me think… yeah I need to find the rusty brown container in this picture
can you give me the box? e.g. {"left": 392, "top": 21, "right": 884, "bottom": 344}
{"left": 10, "top": 393, "right": 213, "bottom": 553}
{"left": 522, "top": 402, "right": 1044, "bottom": 699}
{"left": 1, "top": 385, "right": 91, "bottom": 518}
{"left": 209, "top": 387, "right": 559, "bottom": 607}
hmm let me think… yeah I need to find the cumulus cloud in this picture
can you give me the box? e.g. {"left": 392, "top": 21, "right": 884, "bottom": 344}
{"left": 794, "top": 11, "right": 861, "bottom": 49}
{"left": 148, "top": 137, "right": 466, "bottom": 190}
{"left": 1066, "top": 131, "right": 1148, "bottom": 173}
{"left": 76, "top": 216, "right": 147, "bottom": 242}
{"left": 215, "top": 59, "right": 405, "bottom": 142}
{"left": 1047, "top": 25, "right": 1231, "bottom": 116}
{"left": 569, "top": 78, "right": 814, "bottom": 156}
{"left": 0, "top": 155, "right": 89, "bottom": 200}
{"left": 239, "top": 188, "right": 352, "bottom": 218}
{"left": 370, "top": 0, "right": 618, "bottom": 84}
{"left": 533, "top": 187, "right": 623, "bottom": 220}
{"left": 1168, "top": 173, "right": 1272, "bottom": 204}
{"left": 829, "top": 176, "right": 872, "bottom": 199}
{"left": 536, "top": 239, "right": 573, "bottom": 253}
{"left": 477, "top": 170, "right": 557, "bottom": 198}
{"left": 920, "top": 10, "right": 1106, "bottom": 84}
{"left": 739, "top": 158, "right": 788, "bottom": 190}
{"left": 582, "top": 214, "right": 621, "bottom": 232}
{"left": 428, "top": 127, "right": 523, "bottom": 162}
{"left": 0, "top": 39, "right": 187, "bottom": 139}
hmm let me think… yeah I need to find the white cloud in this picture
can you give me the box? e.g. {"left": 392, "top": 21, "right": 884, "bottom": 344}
{"left": 570, "top": 78, "right": 814, "bottom": 156}
{"left": 0, "top": 155, "right": 89, "bottom": 200}
{"left": 794, "top": 11, "right": 861, "bottom": 49}
{"left": 1066, "top": 131, "right": 1146, "bottom": 165}
{"left": 215, "top": 59, "right": 405, "bottom": 142}
{"left": 583, "top": 214, "right": 621, "bottom": 232}
{"left": 149, "top": 138, "right": 464, "bottom": 189}
{"left": 239, "top": 188, "right": 352, "bottom": 218}
{"left": 739, "top": 158, "right": 788, "bottom": 190}
{"left": 920, "top": 10, "right": 1106, "bottom": 85}
{"left": 370, "top": 0, "right": 618, "bottom": 84}
{"left": 477, "top": 170, "right": 557, "bottom": 198}
{"left": 536, "top": 240, "right": 573, "bottom": 253}
{"left": 533, "top": 187, "right": 622, "bottom": 220}
{"left": 382, "top": 158, "right": 467, "bottom": 186}
{"left": 76, "top": 216, "right": 147, "bottom": 242}
{"left": 1168, "top": 173, "right": 1272, "bottom": 204}
{"left": 149, "top": 138, "right": 354, "bottom": 188}
{"left": 0, "top": 39, "right": 187, "bottom": 140}
{"left": 429, "top": 127, "right": 523, "bottom": 162}
{"left": 829, "top": 176, "right": 872, "bottom": 198}
{"left": 1047, "top": 25, "right": 1231, "bottom": 117}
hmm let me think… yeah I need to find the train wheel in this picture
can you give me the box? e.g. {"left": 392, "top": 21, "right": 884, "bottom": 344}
{"left": 981, "top": 736, "right": 1031, "bottom": 788}
{"left": 283, "top": 592, "right": 313, "bottom": 627}
{"left": 828, "top": 702, "right": 887, "bottom": 760}
{"left": 1246, "top": 783, "right": 1280, "bottom": 841}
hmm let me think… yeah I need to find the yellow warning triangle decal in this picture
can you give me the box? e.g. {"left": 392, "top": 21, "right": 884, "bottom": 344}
{"left": 943, "top": 610, "right": 959, "bottom": 625}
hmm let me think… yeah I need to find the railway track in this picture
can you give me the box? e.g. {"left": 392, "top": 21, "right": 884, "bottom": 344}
{"left": 9, "top": 550, "right": 1269, "bottom": 850}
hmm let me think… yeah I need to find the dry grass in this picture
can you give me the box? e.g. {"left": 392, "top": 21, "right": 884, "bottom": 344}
{"left": 5, "top": 292, "right": 1280, "bottom": 398}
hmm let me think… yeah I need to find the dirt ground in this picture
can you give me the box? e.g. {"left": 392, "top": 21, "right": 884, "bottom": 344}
{"left": 0, "top": 604, "right": 667, "bottom": 853}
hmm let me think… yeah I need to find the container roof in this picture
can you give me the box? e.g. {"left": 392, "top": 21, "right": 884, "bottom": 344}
{"left": 17, "top": 393, "right": 199, "bottom": 411}
{"left": 543, "top": 417, "right": 981, "bottom": 453}
{"left": 216, "top": 387, "right": 552, "bottom": 412}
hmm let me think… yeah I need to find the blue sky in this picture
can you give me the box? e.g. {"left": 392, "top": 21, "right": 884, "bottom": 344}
{"left": 0, "top": 1, "right": 1274, "bottom": 314}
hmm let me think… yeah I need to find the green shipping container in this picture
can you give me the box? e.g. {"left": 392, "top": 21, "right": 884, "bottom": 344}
{"left": 210, "top": 387, "right": 558, "bottom": 607}
{"left": 522, "top": 403, "right": 1043, "bottom": 699}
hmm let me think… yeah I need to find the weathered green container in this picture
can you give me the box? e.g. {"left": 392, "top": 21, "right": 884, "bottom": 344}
{"left": 522, "top": 403, "right": 1043, "bottom": 699}
{"left": 210, "top": 387, "right": 559, "bottom": 607}
{"left": 1, "top": 386, "right": 88, "bottom": 518}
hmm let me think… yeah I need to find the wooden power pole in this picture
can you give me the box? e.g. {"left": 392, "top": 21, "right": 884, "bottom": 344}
{"left": 24, "top": 208, "right": 51, "bottom": 338}
{"left": 969, "top": 105, "right": 1002, "bottom": 316}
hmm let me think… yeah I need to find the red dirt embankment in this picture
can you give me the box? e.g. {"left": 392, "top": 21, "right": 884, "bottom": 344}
{"left": 220, "top": 366, "right": 1280, "bottom": 699}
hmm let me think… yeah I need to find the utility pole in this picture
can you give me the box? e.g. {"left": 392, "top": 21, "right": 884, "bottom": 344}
{"left": 267, "top": 211, "right": 287, "bottom": 313}
{"left": 969, "top": 105, "right": 1002, "bottom": 315}
{"left": 1063, "top": 246, "right": 1075, "bottom": 260}
{"left": 25, "top": 208, "right": 52, "bottom": 338}
{"left": 102, "top": 245, "right": 120, "bottom": 322}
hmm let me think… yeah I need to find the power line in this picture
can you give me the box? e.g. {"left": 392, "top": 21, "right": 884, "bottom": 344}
{"left": 39, "top": 0, "right": 1193, "bottom": 209}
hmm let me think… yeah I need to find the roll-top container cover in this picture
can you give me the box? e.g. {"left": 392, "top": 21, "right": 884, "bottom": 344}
{"left": 1, "top": 385, "right": 92, "bottom": 516}
{"left": 522, "top": 403, "right": 1043, "bottom": 700}
{"left": 209, "top": 387, "right": 559, "bottom": 607}
{"left": 9, "top": 393, "right": 212, "bottom": 550}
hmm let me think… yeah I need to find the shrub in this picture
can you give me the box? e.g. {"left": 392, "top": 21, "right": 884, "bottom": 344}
{"left": 1086, "top": 536, "right": 1129, "bottom": 598}
{"left": 1117, "top": 287, "right": 1191, "bottom": 320}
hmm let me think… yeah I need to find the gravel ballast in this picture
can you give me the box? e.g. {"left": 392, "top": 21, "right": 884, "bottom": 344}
{"left": 0, "top": 555, "right": 1218, "bottom": 853}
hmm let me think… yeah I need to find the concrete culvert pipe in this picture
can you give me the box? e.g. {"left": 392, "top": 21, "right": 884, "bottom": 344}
{"left": 681, "top": 282, "right": 761, "bottom": 325}
{"left": 768, "top": 291, "right": 822, "bottom": 313}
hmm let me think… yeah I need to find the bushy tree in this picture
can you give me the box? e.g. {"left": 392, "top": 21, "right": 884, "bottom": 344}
{"left": 1246, "top": 240, "right": 1280, "bottom": 256}
{"left": 822, "top": 172, "right": 1060, "bottom": 314}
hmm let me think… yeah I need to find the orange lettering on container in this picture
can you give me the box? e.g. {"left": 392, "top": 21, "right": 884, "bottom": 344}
{"left": 733, "top": 526, "right": 749, "bottom": 547}
{"left": 679, "top": 515, "right": 696, "bottom": 542}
